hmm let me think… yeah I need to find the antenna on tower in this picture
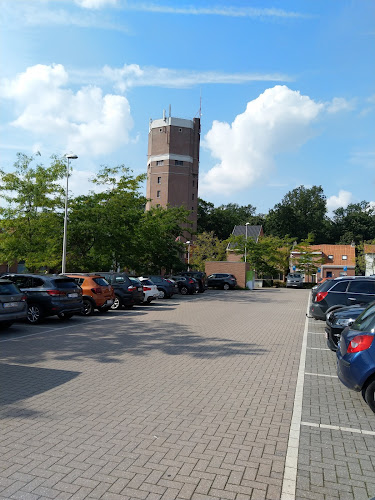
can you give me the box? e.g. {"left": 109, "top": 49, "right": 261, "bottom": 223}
{"left": 169, "top": 104, "right": 171, "bottom": 118}
{"left": 195, "top": 89, "right": 202, "bottom": 119}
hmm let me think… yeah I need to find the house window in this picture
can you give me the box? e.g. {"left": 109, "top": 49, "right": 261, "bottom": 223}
{"left": 342, "top": 255, "right": 348, "bottom": 260}
{"left": 156, "top": 160, "right": 164, "bottom": 166}
{"left": 175, "top": 160, "right": 183, "bottom": 166}
{"left": 157, "top": 177, "right": 161, "bottom": 184}
{"left": 328, "top": 255, "right": 333, "bottom": 259}
{"left": 157, "top": 190, "right": 161, "bottom": 198}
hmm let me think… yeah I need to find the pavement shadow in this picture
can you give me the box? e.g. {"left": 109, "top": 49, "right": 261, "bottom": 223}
{"left": 0, "top": 363, "right": 80, "bottom": 412}
{"left": 0, "top": 318, "right": 267, "bottom": 365}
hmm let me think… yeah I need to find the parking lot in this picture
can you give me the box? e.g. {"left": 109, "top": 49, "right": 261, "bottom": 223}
{"left": 1, "top": 289, "right": 374, "bottom": 500}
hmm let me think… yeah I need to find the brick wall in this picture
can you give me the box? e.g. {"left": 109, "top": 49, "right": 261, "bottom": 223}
{"left": 205, "top": 261, "right": 250, "bottom": 288}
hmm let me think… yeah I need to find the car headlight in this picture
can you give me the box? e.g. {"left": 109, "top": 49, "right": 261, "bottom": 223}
{"left": 336, "top": 318, "right": 352, "bottom": 327}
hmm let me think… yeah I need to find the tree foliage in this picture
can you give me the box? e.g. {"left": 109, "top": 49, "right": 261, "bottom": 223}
{"left": 291, "top": 234, "right": 326, "bottom": 278}
{"left": 189, "top": 231, "right": 228, "bottom": 271}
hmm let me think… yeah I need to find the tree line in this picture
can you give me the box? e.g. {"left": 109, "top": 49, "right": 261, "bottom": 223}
{"left": 0, "top": 153, "right": 374, "bottom": 275}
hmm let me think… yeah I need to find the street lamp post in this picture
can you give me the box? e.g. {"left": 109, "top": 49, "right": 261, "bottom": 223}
{"left": 62, "top": 153, "right": 78, "bottom": 274}
{"left": 244, "top": 222, "right": 250, "bottom": 263}
{"left": 186, "top": 240, "right": 191, "bottom": 271}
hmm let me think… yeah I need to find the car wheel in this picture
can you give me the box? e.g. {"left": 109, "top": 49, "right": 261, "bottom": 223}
{"left": 158, "top": 289, "right": 166, "bottom": 299}
{"left": 57, "top": 312, "right": 74, "bottom": 320}
{"left": 223, "top": 283, "right": 230, "bottom": 290}
{"left": 27, "top": 304, "right": 43, "bottom": 324}
{"left": 82, "top": 299, "right": 94, "bottom": 316}
{"left": 111, "top": 295, "right": 122, "bottom": 310}
{"left": 180, "top": 286, "right": 188, "bottom": 295}
{"left": 364, "top": 379, "right": 375, "bottom": 413}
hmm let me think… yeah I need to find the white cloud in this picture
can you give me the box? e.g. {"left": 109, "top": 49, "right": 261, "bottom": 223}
{"left": 200, "top": 85, "right": 324, "bottom": 195}
{"left": 1, "top": 63, "right": 134, "bottom": 156}
{"left": 326, "top": 190, "right": 353, "bottom": 213}
{"left": 102, "top": 64, "right": 292, "bottom": 92}
{"left": 74, "top": 0, "right": 118, "bottom": 8}
{"left": 326, "top": 97, "right": 355, "bottom": 113}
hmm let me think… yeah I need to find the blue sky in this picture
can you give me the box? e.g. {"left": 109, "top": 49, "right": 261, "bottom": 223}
{"left": 1, "top": 0, "right": 374, "bottom": 216}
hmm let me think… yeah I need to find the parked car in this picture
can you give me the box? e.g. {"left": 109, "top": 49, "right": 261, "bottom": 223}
{"left": 170, "top": 275, "right": 199, "bottom": 295}
{"left": 137, "top": 277, "right": 159, "bottom": 303}
{"left": 325, "top": 304, "right": 368, "bottom": 351}
{"left": 286, "top": 273, "right": 304, "bottom": 288}
{"left": 65, "top": 274, "right": 114, "bottom": 315}
{"left": 312, "top": 277, "right": 333, "bottom": 291}
{"left": 94, "top": 272, "right": 143, "bottom": 310}
{"left": 309, "top": 276, "right": 375, "bottom": 321}
{"left": 178, "top": 271, "right": 207, "bottom": 293}
{"left": 163, "top": 277, "right": 179, "bottom": 294}
{"left": 336, "top": 301, "right": 375, "bottom": 412}
{"left": 207, "top": 273, "right": 237, "bottom": 290}
{"left": 2, "top": 274, "right": 83, "bottom": 323}
{"left": 148, "top": 276, "right": 175, "bottom": 298}
{"left": 0, "top": 279, "right": 27, "bottom": 329}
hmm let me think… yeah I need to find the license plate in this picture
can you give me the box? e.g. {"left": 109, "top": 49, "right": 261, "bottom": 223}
{"left": 3, "top": 302, "right": 19, "bottom": 308}
{"left": 106, "top": 299, "right": 114, "bottom": 306}
{"left": 67, "top": 293, "right": 78, "bottom": 298}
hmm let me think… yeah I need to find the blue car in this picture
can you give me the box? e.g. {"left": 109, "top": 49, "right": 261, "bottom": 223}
{"left": 336, "top": 302, "right": 375, "bottom": 413}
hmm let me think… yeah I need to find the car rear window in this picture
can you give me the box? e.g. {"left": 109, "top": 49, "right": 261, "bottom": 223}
{"left": 51, "top": 279, "right": 77, "bottom": 289}
{"left": 93, "top": 278, "right": 109, "bottom": 286}
{"left": 140, "top": 279, "right": 154, "bottom": 285}
{"left": 330, "top": 281, "right": 349, "bottom": 292}
{"left": 351, "top": 303, "right": 375, "bottom": 332}
{"left": 318, "top": 280, "right": 344, "bottom": 292}
{"left": 114, "top": 276, "right": 130, "bottom": 284}
{"left": 129, "top": 278, "right": 141, "bottom": 285}
{"left": 0, "top": 282, "right": 20, "bottom": 295}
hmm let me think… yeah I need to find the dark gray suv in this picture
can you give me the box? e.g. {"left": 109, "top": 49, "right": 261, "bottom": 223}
{"left": 2, "top": 274, "right": 83, "bottom": 324}
{"left": 310, "top": 276, "right": 375, "bottom": 320}
{"left": 207, "top": 273, "right": 237, "bottom": 290}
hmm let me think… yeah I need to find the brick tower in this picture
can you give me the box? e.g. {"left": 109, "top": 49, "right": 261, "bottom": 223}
{"left": 146, "top": 109, "right": 200, "bottom": 235}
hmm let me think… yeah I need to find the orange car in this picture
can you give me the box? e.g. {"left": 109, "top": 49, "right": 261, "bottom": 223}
{"left": 65, "top": 274, "right": 115, "bottom": 315}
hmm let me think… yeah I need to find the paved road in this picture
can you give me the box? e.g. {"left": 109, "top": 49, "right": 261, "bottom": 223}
{"left": 0, "top": 288, "right": 374, "bottom": 500}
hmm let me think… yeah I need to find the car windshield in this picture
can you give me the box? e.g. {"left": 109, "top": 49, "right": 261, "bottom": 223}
{"left": 351, "top": 303, "right": 375, "bottom": 333}
{"left": 288, "top": 274, "right": 302, "bottom": 278}
{"left": 0, "top": 282, "right": 20, "bottom": 295}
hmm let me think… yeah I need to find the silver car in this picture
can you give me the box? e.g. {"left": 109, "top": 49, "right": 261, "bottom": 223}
{"left": 286, "top": 273, "right": 304, "bottom": 288}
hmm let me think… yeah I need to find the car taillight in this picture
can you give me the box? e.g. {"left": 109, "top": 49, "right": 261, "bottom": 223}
{"left": 188, "top": 279, "right": 194, "bottom": 284}
{"left": 21, "top": 295, "right": 27, "bottom": 301}
{"left": 347, "top": 335, "right": 374, "bottom": 353}
{"left": 315, "top": 291, "right": 328, "bottom": 302}
{"left": 91, "top": 287, "right": 102, "bottom": 294}
{"left": 143, "top": 286, "right": 151, "bottom": 291}
{"left": 46, "top": 290, "right": 65, "bottom": 296}
{"left": 128, "top": 286, "right": 136, "bottom": 292}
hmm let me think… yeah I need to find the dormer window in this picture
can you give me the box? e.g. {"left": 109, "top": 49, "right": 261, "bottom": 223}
{"left": 342, "top": 255, "right": 348, "bottom": 260}
{"left": 328, "top": 255, "right": 333, "bottom": 260}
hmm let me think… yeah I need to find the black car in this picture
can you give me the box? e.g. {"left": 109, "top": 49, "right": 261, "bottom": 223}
{"left": 207, "top": 273, "right": 237, "bottom": 290}
{"left": 325, "top": 304, "right": 368, "bottom": 351}
{"left": 170, "top": 275, "right": 199, "bottom": 295}
{"left": 178, "top": 271, "right": 207, "bottom": 293}
{"left": 310, "top": 276, "right": 375, "bottom": 321}
{"left": 0, "top": 279, "right": 28, "bottom": 329}
{"left": 2, "top": 274, "right": 83, "bottom": 324}
{"left": 95, "top": 272, "right": 144, "bottom": 309}
{"left": 148, "top": 276, "right": 175, "bottom": 298}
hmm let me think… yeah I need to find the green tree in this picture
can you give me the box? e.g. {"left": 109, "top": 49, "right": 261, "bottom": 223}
{"left": 0, "top": 153, "right": 66, "bottom": 271}
{"left": 133, "top": 205, "right": 191, "bottom": 275}
{"left": 197, "top": 199, "right": 264, "bottom": 240}
{"left": 265, "top": 185, "right": 328, "bottom": 242}
{"left": 229, "top": 234, "right": 294, "bottom": 277}
{"left": 331, "top": 202, "right": 375, "bottom": 245}
{"left": 67, "top": 166, "right": 146, "bottom": 272}
{"left": 292, "top": 235, "right": 325, "bottom": 279}
{"left": 189, "top": 231, "right": 228, "bottom": 271}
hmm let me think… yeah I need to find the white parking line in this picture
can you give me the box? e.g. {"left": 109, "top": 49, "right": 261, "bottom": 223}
{"left": 307, "top": 347, "right": 331, "bottom": 351}
{"left": 301, "top": 421, "right": 375, "bottom": 436}
{"left": 0, "top": 316, "right": 118, "bottom": 342}
{"left": 281, "top": 296, "right": 310, "bottom": 500}
{"left": 305, "top": 372, "right": 337, "bottom": 378}
{"left": 308, "top": 332, "right": 325, "bottom": 335}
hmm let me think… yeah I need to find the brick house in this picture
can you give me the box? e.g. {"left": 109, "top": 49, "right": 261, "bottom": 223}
{"left": 226, "top": 225, "right": 264, "bottom": 262}
{"left": 364, "top": 244, "right": 375, "bottom": 276}
{"left": 290, "top": 243, "right": 356, "bottom": 282}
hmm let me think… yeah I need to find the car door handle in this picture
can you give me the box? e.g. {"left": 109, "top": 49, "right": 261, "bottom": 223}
{"left": 348, "top": 297, "right": 356, "bottom": 301}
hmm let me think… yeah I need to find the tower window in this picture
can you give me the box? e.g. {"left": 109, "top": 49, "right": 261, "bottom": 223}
{"left": 157, "top": 176, "right": 161, "bottom": 184}
{"left": 157, "top": 190, "right": 161, "bottom": 198}
{"left": 159, "top": 128, "right": 163, "bottom": 132}
{"left": 179, "top": 128, "right": 182, "bottom": 132}
{"left": 192, "top": 180, "right": 195, "bottom": 187}
{"left": 175, "top": 160, "right": 183, "bottom": 166}
{"left": 192, "top": 193, "right": 195, "bottom": 200}
{"left": 156, "top": 160, "right": 164, "bottom": 166}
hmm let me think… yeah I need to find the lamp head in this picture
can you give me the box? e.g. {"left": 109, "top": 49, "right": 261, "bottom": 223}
{"left": 65, "top": 153, "right": 78, "bottom": 159}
